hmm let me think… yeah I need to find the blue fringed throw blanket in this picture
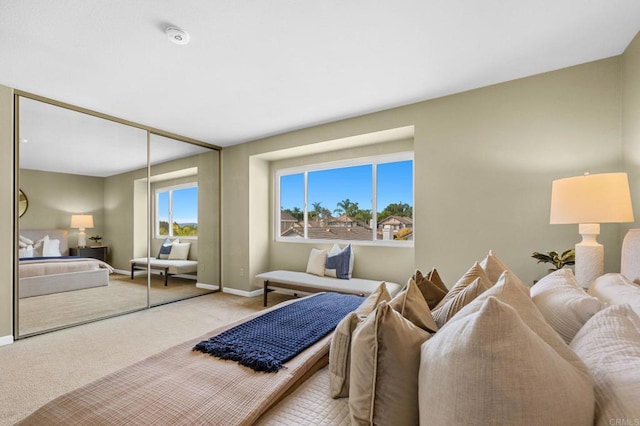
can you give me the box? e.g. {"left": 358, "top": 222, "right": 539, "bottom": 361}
{"left": 193, "top": 293, "right": 364, "bottom": 372}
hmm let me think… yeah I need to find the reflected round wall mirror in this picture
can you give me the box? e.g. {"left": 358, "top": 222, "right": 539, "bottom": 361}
{"left": 18, "top": 189, "right": 28, "bottom": 217}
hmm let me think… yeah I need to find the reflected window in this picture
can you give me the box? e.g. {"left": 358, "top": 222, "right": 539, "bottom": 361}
{"left": 155, "top": 183, "right": 198, "bottom": 237}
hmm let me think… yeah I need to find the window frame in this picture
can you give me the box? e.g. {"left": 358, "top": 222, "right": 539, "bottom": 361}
{"left": 275, "top": 151, "right": 414, "bottom": 247}
{"left": 154, "top": 182, "right": 199, "bottom": 239}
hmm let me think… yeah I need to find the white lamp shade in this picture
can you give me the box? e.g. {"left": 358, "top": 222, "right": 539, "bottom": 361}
{"left": 70, "top": 214, "right": 94, "bottom": 230}
{"left": 550, "top": 173, "right": 634, "bottom": 224}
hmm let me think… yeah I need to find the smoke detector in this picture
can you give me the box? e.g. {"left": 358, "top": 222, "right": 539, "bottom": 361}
{"left": 165, "top": 26, "right": 190, "bottom": 45}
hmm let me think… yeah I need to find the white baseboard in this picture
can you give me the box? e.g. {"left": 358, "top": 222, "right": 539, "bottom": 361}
{"left": 222, "top": 287, "right": 262, "bottom": 298}
{"left": 113, "top": 268, "right": 131, "bottom": 275}
{"left": 196, "top": 283, "right": 220, "bottom": 291}
{"left": 0, "top": 335, "right": 14, "bottom": 346}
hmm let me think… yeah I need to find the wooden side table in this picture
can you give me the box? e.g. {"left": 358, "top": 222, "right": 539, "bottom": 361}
{"left": 70, "top": 246, "right": 108, "bottom": 262}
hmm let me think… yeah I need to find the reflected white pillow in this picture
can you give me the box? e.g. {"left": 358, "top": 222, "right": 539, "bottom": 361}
{"left": 168, "top": 242, "right": 191, "bottom": 260}
{"left": 42, "top": 235, "right": 61, "bottom": 257}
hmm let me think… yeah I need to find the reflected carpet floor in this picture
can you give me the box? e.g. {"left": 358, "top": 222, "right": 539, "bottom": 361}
{"left": 19, "top": 273, "right": 213, "bottom": 335}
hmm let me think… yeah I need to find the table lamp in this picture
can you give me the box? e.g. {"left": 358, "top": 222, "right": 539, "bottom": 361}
{"left": 550, "top": 172, "right": 634, "bottom": 287}
{"left": 70, "top": 214, "right": 94, "bottom": 248}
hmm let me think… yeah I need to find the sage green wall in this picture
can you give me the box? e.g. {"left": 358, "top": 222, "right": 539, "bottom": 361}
{"left": 18, "top": 169, "right": 105, "bottom": 251}
{"left": 0, "top": 85, "right": 13, "bottom": 340}
{"left": 223, "top": 56, "right": 625, "bottom": 291}
{"left": 622, "top": 32, "right": 640, "bottom": 240}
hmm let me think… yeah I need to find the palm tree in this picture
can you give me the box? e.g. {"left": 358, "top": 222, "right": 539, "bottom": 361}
{"left": 311, "top": 201, "right": 323, "bottom": 220}
{"left": 334, "top": 198, "right": 359, "bottom": 217}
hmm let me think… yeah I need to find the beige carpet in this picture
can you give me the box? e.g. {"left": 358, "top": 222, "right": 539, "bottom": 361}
{"left": 19, "top": 273, "right": 213, "bottom": 336}
{"left": 1, "top": 291, "right": 294, "bottom": 425}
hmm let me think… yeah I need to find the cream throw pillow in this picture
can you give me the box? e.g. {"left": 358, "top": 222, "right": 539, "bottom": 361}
{"left": 411, "top": 269, "right": 447, "bottom": 309}
{"left": 531, "top": 268, "right": 604, "bottom": 344}
{"left": 479, "top": 249, "right": 510, "bottom": 284}
{"left": 570, "top": 304, "right": 640, "bottom": 425}
{"left": 434, "top": 262, "right": 491, "bottom": 309}
{"left": 349, "top": 302, "right": 431, "bottom": 425}
{"left": 588, "top": 273, "right": 640, "bottom": 317}
{"left": 168, "top": 242, "right": 191, "bottom": 260}
{"left": 389, "top": 278, "right": 438, "bottom": 333}
{"left": 419, "top": 297, "right": 595, "bottom": 425}
{"left": 328, "top": 283, "right": 391, "bottom": 398}
{"left": 431, "top": 276, "right": 489, "bottom": 328}
{"left": 305, "top": 248, "right": 328, "bottom": 276}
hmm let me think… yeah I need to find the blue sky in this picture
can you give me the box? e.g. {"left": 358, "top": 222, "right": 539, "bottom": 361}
{"left": 157, "top": 187, "right": 198, "bottom": 224}
{"left": 280, "top": 160, "right": 413, "bottom": 213}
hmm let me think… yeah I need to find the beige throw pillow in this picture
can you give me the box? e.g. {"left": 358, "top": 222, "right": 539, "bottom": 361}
{"left": 419, "top": 297, "right": 595, "bottom": 426}
{"left": 349, "top": 302, "right": 431, "bottom": 426}
{"left": 412, "top": 269, "right": 447, "bottom": 309}
{"left": 479, "top": 249, "right": 511, "bottom": 284}
{"left": 305, "top": 248, "right": 328, "bottom": 276}
{"left": 168, "top": 242, "right": 190, "bottom": 260}
{"left": 570, "top": 304, "right": 640, "bottom": 425}
{"left": 328, "top": 283, "right": 391, "bottom": 399}
{"left": 531, "top": 268, "right": 604, "bottom": 344}
{"left": 434, "top": 262, "right": 491, "bottom": 309}
{"left": 431, "top": 276, "right": 489, "bottom": 327}
{"left": 389, "top": 279, "right": 438, "bottom": 333}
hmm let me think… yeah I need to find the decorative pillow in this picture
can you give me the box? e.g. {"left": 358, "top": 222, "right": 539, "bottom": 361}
{"left": 355, "top": 282, "right": 392, "bottom": 316}
{"left": 426, "top": 267, "right": 448, "bottom": 293}
{"left": 570, "top": 304, "right": 640, "bottom": 425}
{"left": 306, "top": 248, "right": 328, "bottom": 276}
{"left": 157, "top": 237, "right": 178, "bottom": 259}
{"left": 389, "top": 278, "right": 438, "bottom": 333}
{"left": 41, "top": 235, "right": 61, "bottom": 257}
{"left": 349, "top": 302, "right": 432, "bottom": 425}
{"left": 325, "top": 244, "right": 353, "bottom": 280}
{"left": 419, "top": 297, "right": 595, "bottom": 426}
{"left": 32, "top": 236, "right": 45, "bottom": 257}
{"left": 19, "top": 235, "right": 33, "bottom": 246}
{"left": 329, "top": 283, "right": 391, "bottom": 399}
{"left": 19, "top": 246, "right": 34, "bottom": 259}
{"left": 168, "top": 242, "right": 191, "bottom": 260}
{"left": 531, "top": 269, "right": 605, "bottom": 344}
{"left": 588, "top": 273, "right": 640, "bottom": 317}
{"left": 434, "top": 262, "right": 491, "bottom": 309}
{"left": 479, "top": 249, "right": 511, "bottom": 284}
{"left": 432, "top": 276, "right": 490, "bottom": 328}
{"left": 411, "top": 269, "right": 447, "bottom": 309}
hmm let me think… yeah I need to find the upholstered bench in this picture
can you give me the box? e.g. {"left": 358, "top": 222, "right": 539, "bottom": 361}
{"left": 130, "top": 258, "right": 198, "bottom": 286}
{"left": 255, "top": 270, "right": 404, "bottom": 306}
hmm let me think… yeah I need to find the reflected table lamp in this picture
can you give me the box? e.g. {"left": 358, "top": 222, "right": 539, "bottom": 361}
{"left": 550, "top": 172, "right": 634, "bottom": 288}
{"left": 70, "top": 214, "right": 94, "bottom": 248}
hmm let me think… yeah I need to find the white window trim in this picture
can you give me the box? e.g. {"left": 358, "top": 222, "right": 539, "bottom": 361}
{"left": 155, "top": 182, "right": 199, "bottom": 239}
{"left": 275, "top": 151, "right": 414, "bottom": 247}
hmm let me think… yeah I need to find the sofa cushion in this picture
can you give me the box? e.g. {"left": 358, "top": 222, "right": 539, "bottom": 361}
{"left": 419, "top": 296, "right": 594, "bottom": 425}
{"left": 349, "top": 302, "right": 431, "bottom": 426}
{"left": 531, "top": 268, "right": 604, "bottom": 344}
{"left": 570, "top": 304, "right": 640, "bottom": 425}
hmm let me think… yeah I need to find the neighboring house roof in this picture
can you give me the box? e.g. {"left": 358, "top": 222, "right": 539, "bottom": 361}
{"left": 378, "top": 215, "right": 413, "bottom": 226}
{"left": 280, "top": 210, "right": 298, "bottom": 222}
{"left": 282, "top": 225, "right": 373, "bottom": 241}
{"left": 329, "top": 214, "right": 355, "bottom": 223}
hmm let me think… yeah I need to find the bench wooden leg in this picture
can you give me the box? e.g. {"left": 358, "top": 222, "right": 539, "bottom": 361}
{"left": 131, "top": 266, "right": 134, "bottom": 280}
{"left": 263, "top": 280, "right": 269, "bottom": 307}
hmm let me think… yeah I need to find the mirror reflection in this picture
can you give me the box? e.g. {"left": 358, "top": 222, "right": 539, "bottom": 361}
{"left": 17, "top": 96, "right": 221, "bottom": 337}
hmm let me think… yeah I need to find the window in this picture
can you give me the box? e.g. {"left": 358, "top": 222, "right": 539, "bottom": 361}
{"left": 155, "top": 183, "right": 198, "bottom": 237}
{"left": 276, "top": 152, "right": 413, "bottom": 244}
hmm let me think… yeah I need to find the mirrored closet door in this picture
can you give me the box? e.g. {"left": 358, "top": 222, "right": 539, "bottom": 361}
{"left": 15, "top": 93, "right": 220, "bottom": 338}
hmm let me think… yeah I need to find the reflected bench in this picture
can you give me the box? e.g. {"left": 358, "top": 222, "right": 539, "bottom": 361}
{"left": 130, "top": 258, "right": 198, "bottom": 286}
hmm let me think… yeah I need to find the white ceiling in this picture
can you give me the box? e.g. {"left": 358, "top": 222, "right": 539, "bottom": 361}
{"left": 1, "top": 1, "right": 640, "bottom": 148}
